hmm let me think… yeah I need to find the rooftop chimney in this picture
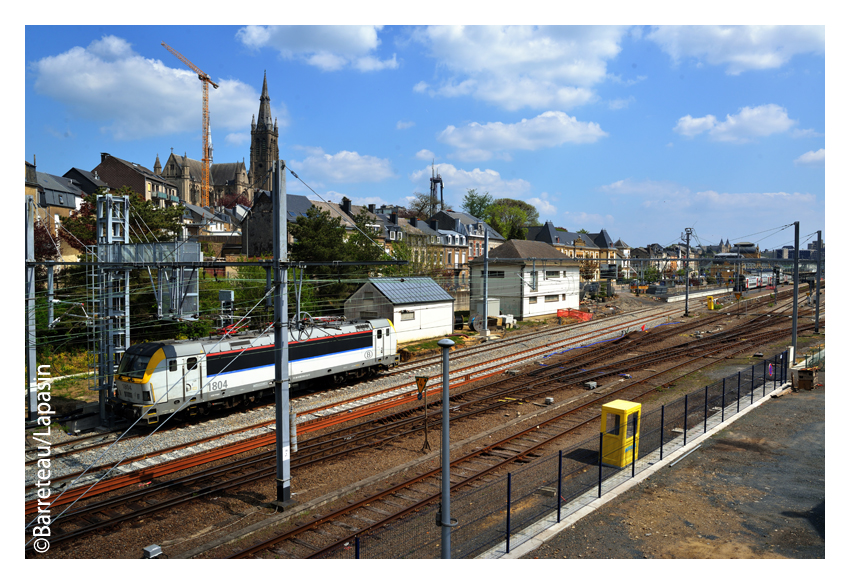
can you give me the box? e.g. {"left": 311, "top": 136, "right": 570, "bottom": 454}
{"left": 368, "top": 203, "right": 376, "bottom": 213}
{"left": 341, "top": 197, "right": 352, "bottom": 217}
{"left": 390, "top": 211, "right": 398, "bottom": 225}
{"left": 410, "top": 217, "right": 418, "bottom": 227}
{"left": 429, "top": 219, "right": 438, "bottom": 231}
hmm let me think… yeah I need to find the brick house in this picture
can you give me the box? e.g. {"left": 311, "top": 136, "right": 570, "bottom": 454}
{"left": 92, "top": 153, "right": 179, "bottom": 207}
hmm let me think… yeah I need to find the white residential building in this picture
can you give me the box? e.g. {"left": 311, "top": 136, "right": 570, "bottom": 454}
{"left": 469, "top": 240, "right": 581, "bottom": 320}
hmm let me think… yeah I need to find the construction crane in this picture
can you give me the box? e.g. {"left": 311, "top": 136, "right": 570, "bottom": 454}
{"left": 162, "top": 41, "right": 218, "bottom": 207}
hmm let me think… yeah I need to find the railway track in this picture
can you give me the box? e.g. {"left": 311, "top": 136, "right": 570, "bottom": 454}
{"left": 26, "top": 307, "right": 677, "bottom": 472}
{"left": 25, "top": 307, "right": 679, "bottom": 496}
{"left": 229, "top": 325, "right": 813, "bottom": 559}
{"left": 26, "top": 300, "right": 819, "bottom": 555}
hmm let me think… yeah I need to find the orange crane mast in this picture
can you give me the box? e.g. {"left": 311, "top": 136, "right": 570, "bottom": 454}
{"left": 161, "top": 41, "right": 218, "bottom": 208}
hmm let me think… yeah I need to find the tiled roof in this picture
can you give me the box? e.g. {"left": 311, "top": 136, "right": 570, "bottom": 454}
{"left": 476, "top": 239, "right": 573, "bottom": 261}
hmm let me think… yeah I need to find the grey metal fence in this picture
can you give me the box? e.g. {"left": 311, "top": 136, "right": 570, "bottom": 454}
{"left": 314, "top": 349, "right": 791, "bottom": 559}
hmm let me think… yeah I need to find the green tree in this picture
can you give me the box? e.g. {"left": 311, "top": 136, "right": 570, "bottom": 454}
{"left": 486, "top": 202, "right": 529, "bottom": 240}
{"left": 290, "top": 206, "right": 348, "bottom": 263}
{"left": 289, "top": 206, "right": 352, "bottom": 301}
{"left": 461, "top": 188, "right": 493, "bottom": 219}
{"left": 579, "top": 259, "right": 597, "bottom": 282}
{"left": 346, "top": 209, "right": 386, "bottom": 264}
{"left": 60, "top": 186, "right": 184, "bottom": 250}
{"left": 408, "top": 190, "right": 441, "bottom": 219}
{"left": 382, "top": 237, "right": 412, "bottom": 277}
{"left": 493, "top": 198, "right": 540, "bottom": 226}
{"left": 644, "top": 265, "right": 660, "bottom": 283}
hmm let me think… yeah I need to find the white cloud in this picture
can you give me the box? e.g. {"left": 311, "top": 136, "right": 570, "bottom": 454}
{"left": 607, "top": 73, "right": 647, "bottom": 87}
{"left": 674, "top": 105, "right": 797, "bottom": 143}
{"left": 415, "top": 149, "right": 435, "bottom": 161}
{"left": 396, "top": 120, "right": 415, "bottom": 130}
{"left": 608, "top": 97, "right": 635, "bottom": 110}
{"left": 600, "top": 178, "right": 691, "bottom": 199}
{"left": 791, "top": 128, "right": 823, "bottom": 139}
{"left": 412, "top": 25, "right": 626, "bottom": 110}
{"left": 562, "top": 211, "right": 616, "bottom": 230}
{"left": 647, "top": 25, "right": 824, "bottom": 75}
{"left": 31, "top": 35, "right": 281, "bottom": 141}
{"left": 528, "top": 193, "right": 558, "bottom": 216}
{"left": 599, "top": 177, "right": 815, "bottom": 210}
{"left": 673, "top": 114, "right": 717, "bottom": 137}
{"left": 409, "top": 163, "right": 531, "bottom": 202}
{"left": 687, "top": 190, "right": 816, "bottom": 209}
{"left": 289, "top": 147, "right": 395, "bottom": 184}
{"left": 438, "top": 111, "right": 607, "bottom": 160}
{"left": 236, "top": 25, "right": 398, "bottom": 72}
{"left": 794, "top": 149, "right": 825, "bottom": 168}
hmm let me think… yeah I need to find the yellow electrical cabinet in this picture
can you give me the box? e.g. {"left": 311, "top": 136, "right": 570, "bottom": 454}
{"left": 601, "top": 400, "right": 642, "bottom": 468}
{"left": 707, "top": 296, "right": 714, "bottom": 310}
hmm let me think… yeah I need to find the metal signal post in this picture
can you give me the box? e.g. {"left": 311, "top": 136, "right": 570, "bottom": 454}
{"left": 416, "top": 376, "right": 431, "bottom": 453}
{"left": 272, "top": 160, "right": 293, "bottom": 507}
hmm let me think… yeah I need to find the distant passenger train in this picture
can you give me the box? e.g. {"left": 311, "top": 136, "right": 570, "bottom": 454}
{"left": 733, "top": 271, "right": 786, "bottom": 291}
{"left": 110, "top": 318, "right": 399, "bottom": 424}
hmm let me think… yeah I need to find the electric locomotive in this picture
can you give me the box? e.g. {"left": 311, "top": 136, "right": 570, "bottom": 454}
{"left": 110, "top": 318, "right": 398, "bottom": 424}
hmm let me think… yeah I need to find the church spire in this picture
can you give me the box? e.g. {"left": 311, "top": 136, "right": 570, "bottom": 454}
{"left": 258, "top": 70, "right": 272, "bottom": 128}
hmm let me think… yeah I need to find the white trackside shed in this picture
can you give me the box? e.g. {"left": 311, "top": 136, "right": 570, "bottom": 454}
{"left": 469, "top": 240, "right": 581, "bottom": 320}
{"left": 344, "top": 277, "right": 455, "bottom": 343}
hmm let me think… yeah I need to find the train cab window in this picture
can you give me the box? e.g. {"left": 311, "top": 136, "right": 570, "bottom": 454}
{"left": 605, "top": 413, "right": 621, "bottom": 435}
{"left": 385, "top": 329, "right": 390, "bottom": 336}
{"left": 377, "top": 329, "right": 383, "bottom": 339}
{"left": 169, "top": 360, "right": 177, "bottom": 372}
{"left": 118, "top": 353, "right": 151, "bottom": 378}
{"left": 187, "top": 357, "right": 198, "bottom": 370}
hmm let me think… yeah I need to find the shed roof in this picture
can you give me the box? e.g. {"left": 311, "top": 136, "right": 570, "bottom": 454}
{"left": 368, "top": 277, "right": 453, "bottom": 305}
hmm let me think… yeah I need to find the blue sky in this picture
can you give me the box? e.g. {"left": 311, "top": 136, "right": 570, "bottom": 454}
{"left": 24, "top": 22, "right": 827, "bottom": 252}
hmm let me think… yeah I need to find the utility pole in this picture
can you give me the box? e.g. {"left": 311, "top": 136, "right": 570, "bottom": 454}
{"left": 273, "top": 160, "right": 293, "bottom": 508}
{"left": 483, "top": 229, "right": 489, "bottom": 338}
{"left": 814, "top": 230, "right": 822, "bottom": 334}
{"left": 683, "top": 228, "right": 692, "bottom": 317}
{"left": 437, "top": 338, "right": 456, "bottom": 558}
{"left": 792, "top": 221, "right": 800, "bottom": 357}
{"left": 25, "top": 197, "right": 37, "bottom": 421}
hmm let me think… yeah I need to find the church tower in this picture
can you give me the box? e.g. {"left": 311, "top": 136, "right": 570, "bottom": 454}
{"left": 250, "top": 72, "right": 279, "bottom": 193}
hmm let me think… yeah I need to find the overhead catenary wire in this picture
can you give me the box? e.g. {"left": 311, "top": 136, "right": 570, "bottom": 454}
{"left": 24, "top": 286, "right": 277, "bottom": 543}
{"left": 285, "top": 166, "right": 392, "bottom": 258}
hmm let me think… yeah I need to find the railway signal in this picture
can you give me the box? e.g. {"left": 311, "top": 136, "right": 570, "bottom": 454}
{"left": 416, "top": 376, "right": 431, "bottom": 452}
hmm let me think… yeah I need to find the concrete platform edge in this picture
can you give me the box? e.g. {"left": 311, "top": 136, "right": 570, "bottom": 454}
{"left": 482, "top": 381, "right": 792, "bottom": 559}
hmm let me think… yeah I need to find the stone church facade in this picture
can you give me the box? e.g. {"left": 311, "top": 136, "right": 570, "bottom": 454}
{"left": 154, "top": 72, "right": 279, "bottom": 206}
{"left": 249, "top": 72, "right": 279, "bottom": 193}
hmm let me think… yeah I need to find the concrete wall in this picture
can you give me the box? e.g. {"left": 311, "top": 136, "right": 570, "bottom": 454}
{"left": 470, "top": 264, "right": 580, "bottom": 319}
{"left": 449, "top": 289, "right": 470, "bottom": 311}
{"left": 392, "top": 302, "right": 454, "bottom": 343}
{"left": 345, "top": 283, "right": 454, "bottom": 343}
